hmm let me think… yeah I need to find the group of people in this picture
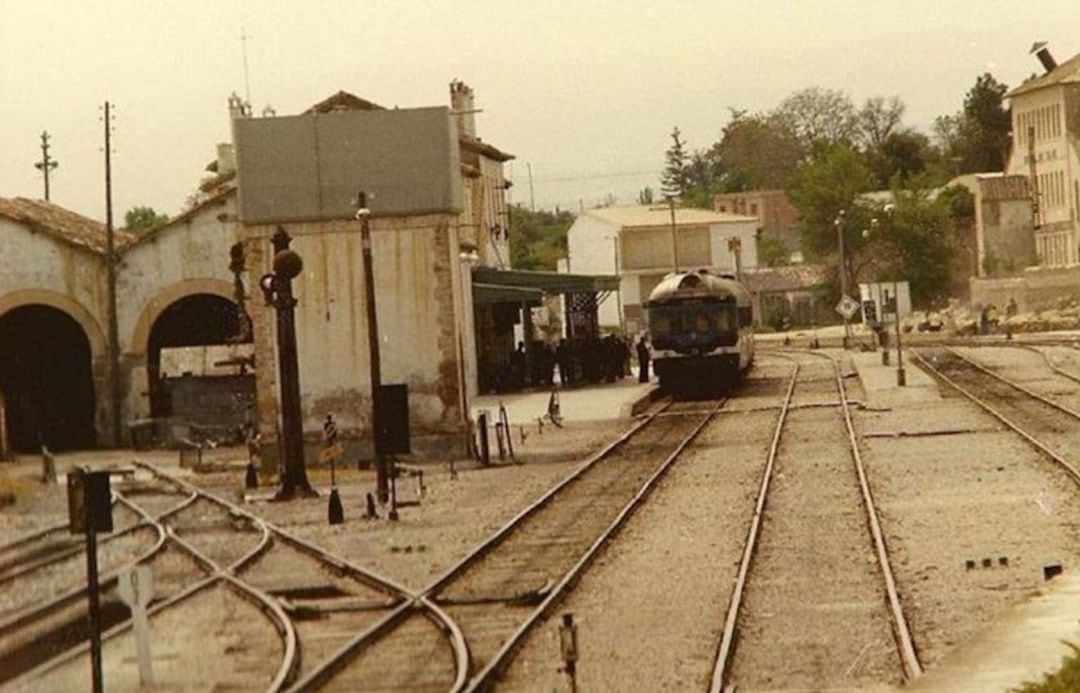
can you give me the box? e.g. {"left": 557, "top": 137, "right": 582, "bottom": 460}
{"left": 498, "top": 334, "right": 654, "bottom": 392}
{"left": 977, "top": 297, "right": 1017, "bottom": 335}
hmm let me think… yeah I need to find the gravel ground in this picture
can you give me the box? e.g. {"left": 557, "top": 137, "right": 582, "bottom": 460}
{"left": 953, "top": 345, "right": 1080, "bottom": 411}
{"left": 182, "top": 418, "right": 628, "bottom": 592}
{"left": 860, "top": 348, "right": 1080, "bottom": 671}
{"left": 729, "top": 353, "right": 903, "bottom": 691}
{"left": 497, "top": 357, "right": 793, "bottom": 691}
{"left": 18, "top": 580, "right": 285, "bottom": 692}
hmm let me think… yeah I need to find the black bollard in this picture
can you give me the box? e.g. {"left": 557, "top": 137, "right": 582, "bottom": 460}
{"left": 328, "top": 487, "right": 344, "bottom": 525}
{"left": 365, "top": 492, "right": 378, "bottom": 520}
{"left": 245, "top": 462, "right": 258, "bottom": 489}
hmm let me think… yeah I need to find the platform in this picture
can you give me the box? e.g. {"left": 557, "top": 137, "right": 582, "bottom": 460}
{"left": 849, "top": 349, "right": 939, "bottom": 408}
{"left": 905, "top": 572, "right": 1080, "bottom": 691}
{"left": 471, "top": 378, "right": 658, "bottom": 426}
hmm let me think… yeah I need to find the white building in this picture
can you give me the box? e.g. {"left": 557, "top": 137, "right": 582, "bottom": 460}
{"left": 566, "top": 205, "right": 758, "bottom": 334}
{"left": 1004, "top": 46, "right": 1080, "bottom": 267}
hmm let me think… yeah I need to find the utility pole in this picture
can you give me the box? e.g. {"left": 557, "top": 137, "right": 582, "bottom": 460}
{"left": 668, "top": 196, "right": 680, "bottom": 273}
{"left": 103, "top": 102, "right": 122, "bottom": 446}
{"left": 34, "top": 131, "right": 59, "bottom": 201}
{"left": 356, "top": 192, "right": 391, "bottom": 512}
{"left": 527, "top": 163, "right": 536, "bottom": 212}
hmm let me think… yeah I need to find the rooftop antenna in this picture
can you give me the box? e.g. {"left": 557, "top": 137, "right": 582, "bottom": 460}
{"left": 240, "top": 27, "right": 252, "bottom": 104}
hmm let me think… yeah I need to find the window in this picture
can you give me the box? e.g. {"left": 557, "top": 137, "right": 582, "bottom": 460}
{"left": 750, "top": 203, "right": 758, "bottom": 216}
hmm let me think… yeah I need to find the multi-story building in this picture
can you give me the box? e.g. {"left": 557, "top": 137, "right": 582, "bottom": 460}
{"left": 713, "top": 189, "right": 799, "bottom": 253}
{"left": 1004, "top": 46, "right": 1080, "bottom": 267}
{"left": 566, "top": 205, "right": 758, "bottom": 335}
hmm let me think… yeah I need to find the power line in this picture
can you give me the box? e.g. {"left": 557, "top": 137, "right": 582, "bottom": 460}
{"left": 522, "top": 168, "right": 659, "bottom": 184}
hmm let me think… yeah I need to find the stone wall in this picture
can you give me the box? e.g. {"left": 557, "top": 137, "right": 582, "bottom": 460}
{"left": 970, "top": 266, "right": 1080, "bottom": 313}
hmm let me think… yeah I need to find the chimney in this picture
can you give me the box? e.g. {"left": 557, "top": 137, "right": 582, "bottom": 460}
{"left": 1031, "top": 41, "right": 1057, "bottom": 73}
{"left": 227, "top": 92, "right": 251, "bottom": 119}
{"left": 216, "top": 143, "right": 236, "bottom": 176}
{"left": 450, "top": 79, "right": 477, "bottom": 140}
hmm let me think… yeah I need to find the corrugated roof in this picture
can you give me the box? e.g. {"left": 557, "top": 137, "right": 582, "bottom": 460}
{"left": 1007, "top": 52, "right": 1080, "bottom": 97}
{"left": 585, "top": 205, "right": 757, "bottom": 228}
{"left": 0, "top": 197, "right": 134, "bottom": 254}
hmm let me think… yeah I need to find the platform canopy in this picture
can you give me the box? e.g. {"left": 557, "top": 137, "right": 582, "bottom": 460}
{"left": 471, "top": 267, "right": 619, "bottom": 296}
{"left": 472, "top": 283, "right": 544, "bottom": 305}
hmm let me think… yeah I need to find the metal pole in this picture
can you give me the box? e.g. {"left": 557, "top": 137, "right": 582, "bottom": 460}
{"left": 835, "top": 211, "right": 849, "bottom": 349}
{"left": 357, "top": 194, "right": 388, "bottom": 504}
{"left": 35, "top": 131, "right": 58, "bottom": 202}
{"left": 104, "top": 102, "right": 122, "bottom": 447}
{"left": 270, "top": 228, "right": 313, "bottom": 498}
{"left": 84, "top": 479, "right": 104, "bottom": 693}
{"left": 613, "top": 236, "right": 624, "bottom": 331}
{"left": 894, "top": 278, "right": 906, "bottom": 386}
{"left": 668, "top": 196, "right": 680, "bottom": 273}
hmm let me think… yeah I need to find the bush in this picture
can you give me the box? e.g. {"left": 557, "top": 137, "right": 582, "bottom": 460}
{"left": 1013, "top": 642, "right": 1080, "bottom": 692}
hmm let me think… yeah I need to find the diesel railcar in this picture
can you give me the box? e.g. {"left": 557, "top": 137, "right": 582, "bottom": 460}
{"left": 645, "top": 270, "right": 754, "bottom": 392}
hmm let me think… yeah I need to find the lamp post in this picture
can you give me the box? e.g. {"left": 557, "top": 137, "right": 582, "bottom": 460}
{"left": 667, "top": 195, "right": 680, "bottom": 273}
{"left": 834, "top": 210, "right": 850, "bottom": 349}
{"left": 260, "top": 227, "right": 315, "bottom": 499}
{"left": 873, "top": 205, "right": 905, "bottom": 386}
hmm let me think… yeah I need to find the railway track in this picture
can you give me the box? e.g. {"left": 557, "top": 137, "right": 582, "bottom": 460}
{"left": 5, "top": 464, "right": 463, "bottom": 692}
{"left": 913, "top": 346, "right": 1080, "bottom": 485}
{"left": 713, "top": 350, "right": 920, "bottom": 691}
{"left": 293, "top": 397, "right": 723, "bottom": 692}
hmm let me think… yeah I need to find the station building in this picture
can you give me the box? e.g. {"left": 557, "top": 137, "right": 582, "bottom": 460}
{"left": 0, "top": 81, "right": 611, "bottom": 462}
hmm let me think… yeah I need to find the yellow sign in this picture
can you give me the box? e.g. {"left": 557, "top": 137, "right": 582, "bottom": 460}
{"left": 320, "top": 444, "right": 345, "bottom": 462}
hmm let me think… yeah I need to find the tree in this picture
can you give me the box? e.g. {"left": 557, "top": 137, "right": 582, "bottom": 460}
{"left": 872, "top": 190, "right": 955, "bottom": 307}
{"left": 660, "top": 127, "right": 692, "bottom": 198}
{"left": 123, "top": 206, "right": 169, "bottom": 234}
{"left": 637, "top": 187, "right": 655, "bottom": 205}
{"left": 774, "top": 87, "right": 859, "bottom": 153}
{"left": 709, "top": 109, "right": 802, "bottom": 191}
{"left": 509, "top": 205, "right": 574, "bottom": 271}
{"left": 959, "top": 73, "right": 1011, "bottom": 172}
{"left": 857, "top": 96, "right": 906, "bottom": 150}
{"left": 866, "top": 129, "right": 933, "bottom": 187}
{"left": 786, "top": 143, "right": 876, "bottom": 260}
{"left": 934, "top": 73, "right": 1011, "bottom": 174}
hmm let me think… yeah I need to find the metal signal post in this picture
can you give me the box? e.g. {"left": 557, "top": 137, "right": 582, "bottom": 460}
{"left": 34, "top": 131, "right": 58, "bottom": 201}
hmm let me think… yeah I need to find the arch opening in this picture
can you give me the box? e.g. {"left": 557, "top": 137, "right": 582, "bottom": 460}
{"left": 147, "top": 293, "right": 250, "bottom": 420}
{"left": 0, "top": 305, "right": 96, "bottom": 452}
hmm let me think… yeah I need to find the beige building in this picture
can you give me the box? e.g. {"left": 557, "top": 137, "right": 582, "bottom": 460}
{"left": 0, "top": 80, "right": 514, "bottom": 462}
{"left": 713, "top": 189, "right": 799, "bottom": 253}
{"left": 1004, "top": 47, "right": 1080, "bottom": 267}
{"left": 566, "top": 205, "right": 758, "bottom": 334}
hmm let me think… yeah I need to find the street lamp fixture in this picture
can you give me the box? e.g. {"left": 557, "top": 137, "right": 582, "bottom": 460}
{"left": 878, "top": 204, "right": 905, "bottom": 386}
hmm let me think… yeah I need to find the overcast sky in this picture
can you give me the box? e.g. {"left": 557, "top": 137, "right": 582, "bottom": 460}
{"left": 1, "top": 1, "right": 1077, "bottom": 221}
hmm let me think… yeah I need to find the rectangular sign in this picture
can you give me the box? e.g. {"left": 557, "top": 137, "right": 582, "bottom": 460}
{"left": 68, "top": 469, "right": 113, "bottom": 534}
{"left": 234, "top": 106, "right": 464, "bottom": 224}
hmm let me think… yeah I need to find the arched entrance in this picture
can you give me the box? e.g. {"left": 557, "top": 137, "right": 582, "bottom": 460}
{"left": 147, "top": 293, "right": 245, "bottom": 418}
{"left": 0, "top": 305, "right": 96, "bottom": 452}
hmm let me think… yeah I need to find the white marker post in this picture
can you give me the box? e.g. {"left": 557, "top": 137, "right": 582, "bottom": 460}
{"left": 117, "top": 565, "right": 154, "bottom": 686}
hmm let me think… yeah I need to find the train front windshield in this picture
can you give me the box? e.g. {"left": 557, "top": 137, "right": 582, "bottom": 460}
{"left": 650, "top": 300, "right": 736, "bottom": 340}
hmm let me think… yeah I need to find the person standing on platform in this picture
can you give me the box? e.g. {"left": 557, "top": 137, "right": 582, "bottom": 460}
{"left": 636, "top": 335, "right": 651, "bottom": 383}
{"left": 556, "top": 339, "right": 573, "bottom": 386}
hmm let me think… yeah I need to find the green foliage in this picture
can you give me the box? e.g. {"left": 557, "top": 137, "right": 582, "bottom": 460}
{"left": 937, "top": 184, "right": 975, "bottom": 219}
{"left": 508, "top": 205, "right": 574, "bottom": 271}
{"left": 661, "top": 127, "right": 691, "bottom": 198}
{"left": 884, "top": 189, "right": 955, "bottom": 307}
{"left": 935, "top": 73, "right": 1011, "bottom": 174}
{"left": 1013, "top": 642, "right": 1080, "bottom": 692}
{"left": 637, "top": 187, "right": 655, "bottom": 205}
{"left": 123, "top": 206, "right": 169, "bottom": 234}
{"left": 758, "top": 236, "right": 790, "bottom": 267}
{"left": 709, "top": 109, "right": 802, "bottom": 191}
{"left": 787, "top": 143, "right": 876, "bottom": 260}
{"left": 774, "top": 87, "right": 859, "bottom": 153}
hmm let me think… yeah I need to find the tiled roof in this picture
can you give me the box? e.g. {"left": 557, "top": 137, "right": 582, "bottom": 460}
{"left": 0, "top": 197, "right": 134, "bottom": 254}
{"left": 585, "top": 205, "right": 757, "bottom": 228}
{"left": 741, "top": 264, "right": 825, "bottom": 293}
{"left": 1007, "top": 51, "right": 1080, "bottom": 98}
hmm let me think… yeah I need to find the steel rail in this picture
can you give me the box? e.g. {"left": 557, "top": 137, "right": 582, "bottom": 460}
{"left": 708, "top": 357, "right": 800, "bottom": 693}
{"left": 943, "top": 346, "right": 1080, "bottom": 420}
{"left": 12, "top": 494, "right": 300, "bottom": 693}
{"left": 135, "top": 461, "right": 470, "bottom": 693}
{"left": 0, "top": 501, "right": 152, "bottom": 584}
{"left": 1020, "top": 344, "right": 1080, "bottom": 385}
{"left": 289, "top": 401, "right": 673, "bottom": 692}
{"left": 0, "top": 491, "right": 194, "bottom": 641}
{"left": 821, "top": 350, "right": 922, "bottom": 681}
{"left": 464, "top": 400, "right": 724, "bottom": 691}
{"left": 912, "top": 349, "right": 1080, "bottom": 486}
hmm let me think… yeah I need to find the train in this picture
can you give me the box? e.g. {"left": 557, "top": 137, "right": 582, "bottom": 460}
{"left": 645, "top": 269, "right": 755, "bottom": 392}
